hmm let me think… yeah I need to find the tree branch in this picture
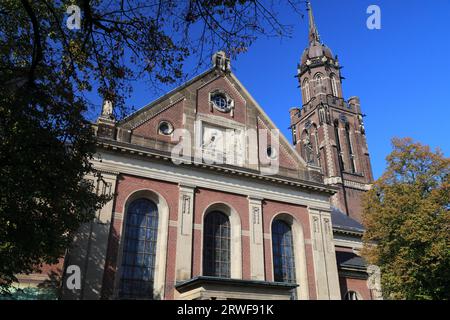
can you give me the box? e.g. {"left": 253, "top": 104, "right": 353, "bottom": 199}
{"left": 20, "top": 0, "right": 42, "bottom": 86}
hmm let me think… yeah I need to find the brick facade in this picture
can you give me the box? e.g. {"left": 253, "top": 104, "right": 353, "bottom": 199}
{"left": 16, "top": 2, "right": 380, "bottom": 301}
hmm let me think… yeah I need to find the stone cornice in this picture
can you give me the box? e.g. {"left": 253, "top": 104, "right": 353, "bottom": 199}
{"left": 95, "top": 138, "right": 337, "bottom": 196}
{"left": 324, "top": 176, "right": 372, "bottom": 191}
{"left": 130, "top": 96, "right": 185, "bottom": 130}
{"left": 333, "top": 227, "right": 364, "bottom": 237}
{"left": 343, "top": 180, "right": 372, "bottom": 191}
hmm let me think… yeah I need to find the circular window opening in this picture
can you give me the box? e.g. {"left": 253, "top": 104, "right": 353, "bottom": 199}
{"left": 267, "top": 146, "right": 277, "bottom": 159}
{"left": 158, "top": 121, "right": 173, "bottom": 135}
{"left": 211, "top": 92, "right": 232, "bottom": 112}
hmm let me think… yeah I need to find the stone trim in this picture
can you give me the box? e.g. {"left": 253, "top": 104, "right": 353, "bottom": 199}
{"left": 224, "top": 76, "right": 247, "bottom": 104}
{"left": 343, "top": 180, "right": 372, "bottom": 191}
{"left": 334, "top": 238, "right": 363, "bottom": 249}
{"left": 324, "top": 176, "right": 342, "bottom": 185}
{"left": 200, "top": 202, "right": 243, "bottom": 279}
{"left": 175, "top": 185, "right": 196, "bottom": 281}
{"left": 308, "top": 208, "right": 341, "bottom": 300}
{"left": 130, "top": 97, "right": 186, "bottom": 130}
{"left": 94, "top": 146, "right": 330, "bottom": 210}
{"left": 247, "top": 197, "right": 264, "bottom": 280}
{"left": 229, "top": 72, "right": 309, "bottom": 168}
{"left": 97, "top": 140, "right": 329, "bottom": 191}
{"left": 62, "top": 172, "right": 118, "bottom": 300}
{"left": 169, "top": 220, "right": 178, "bottom": 227}
{"left": 193, "top": 223, "right": 202, "bottom": 230}
{"left": 118, "top": 68, "right": 215, "bottom": 127}
{"left": 267, "top": 212, "right": 309, "bottom": 300}
{"left": 113, "top": 189, "right": 170, "bottom": 300}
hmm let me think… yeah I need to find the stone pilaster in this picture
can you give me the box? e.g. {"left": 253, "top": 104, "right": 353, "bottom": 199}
{"left": 308, "top": 208, "right": 341, "bottom": 300}
{"left": 175, "top": 184, "right": 196, "bottom": 281}
{"left": 248, "top": 197, "right": 265, "bottom": 280}
{"left": 319, "top": 211, "right": 341, "bottom": 300}
{"left": 62, "top": 171, "right": 118, "bottom": 300}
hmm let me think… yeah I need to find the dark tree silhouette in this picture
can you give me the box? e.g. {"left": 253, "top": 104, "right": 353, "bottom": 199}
{"left": 0, "top": 0, "right": 304, "bottom": 293}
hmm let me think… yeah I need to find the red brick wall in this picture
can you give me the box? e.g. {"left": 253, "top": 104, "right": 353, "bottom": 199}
{"left": 101, "top": 175, "right": 322, "bottom": 300}
{"left": 345, "top": 187, "right": 364, "bottom": 222}
{"left": 191, "top": 187, "right": 250, "bottom": 279}
{"left": 261, "top": 199, "right": 316, "bottom": 299}
{"left": 165, "top": 225, "right": 178, "bottom": 299}
{"left": 132, "top": 100, "right": 184, "bottom": 143}
{"left": 16, "top": 258, "right": 64, "bottom": 287}
{"left": 339, "top": 276, "right": 372, "bottom": 300}
{"left": 258, "top": 118, "right": 298, "bottom": 170}
{"left": 102, "top": 174, "right": 179, "bottom": 299}
{"left": 197, "top": 77, "right": 246, "bottom": 124}
{"left": 335, "top": 246, "right": 372, "bottom": 300}
{"left": 112, "top": 175, "right": 179, "bottom": 219}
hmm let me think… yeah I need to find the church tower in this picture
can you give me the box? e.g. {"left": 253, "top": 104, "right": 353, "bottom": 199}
{"left": 290, "top": 1, "right": 374, "bottom": 222}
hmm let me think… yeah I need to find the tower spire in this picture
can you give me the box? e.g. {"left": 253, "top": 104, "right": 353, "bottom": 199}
{"left": 307, "top": 1, "right": 320, "bottom": 44}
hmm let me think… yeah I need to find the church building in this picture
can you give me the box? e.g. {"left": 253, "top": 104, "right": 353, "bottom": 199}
{"left": 14, "top": 3, "right": 382, "bottom": 300}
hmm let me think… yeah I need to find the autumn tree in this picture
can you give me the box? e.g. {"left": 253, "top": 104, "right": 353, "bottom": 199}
{"left": 362, "top": 138, "right": 450, "bottom": 300}
{"left": 0, "top": 0, "right": 304, "bottom": 292}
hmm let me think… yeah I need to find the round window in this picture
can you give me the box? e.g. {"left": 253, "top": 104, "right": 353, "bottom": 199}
{"left": 211, "top": 93, "right": 231, "bottom": 112}
{"left": 267, "top": 146, "right": 277, "bottom": 159}
{"left": 158, "top": 121, "right": 173, "bottom": 135}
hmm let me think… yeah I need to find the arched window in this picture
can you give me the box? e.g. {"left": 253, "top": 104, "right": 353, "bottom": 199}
{"left": 344, "top": 291, "right": 361, "bottom": 300}
{"left": 272, "top": 220, "right": 296, "bottom": 283}
{"left": 302, "top": 78, "right": 311, "bottom": 103}
{"left": 312, "top": 125, "right": 320, "bottom": 166}
{"left": 334, "top": 120, "right": 345, "bottom": 171}
{"left": 315, "top": 73, "right": 324, "bottom": 87}
{"left": 119, "top": 198, "right": 159, "bottom": 299}
{"left": 203, "top": 211, "right": 231, "bottom": 278}
{"left": 331, "top": 74, "right": 339, "bottom": 97}
{"left": 301, "top": 129, "right": 312, "bottom": 164}
{"left": 345, "top": 124, "right": 356, "bottom": 173}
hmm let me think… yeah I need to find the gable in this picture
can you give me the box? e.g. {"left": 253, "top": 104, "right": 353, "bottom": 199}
{"left": 114, "top": 66, "right": 309, "bottom": 178}
{"left": 132, "top": 98, "right": 184, "bottom": 143}
{"left": 196, "top": 76, "right": 247, "bottom": 124}
{"left": 257, "top": 117, "right": 299, "bottom": 170}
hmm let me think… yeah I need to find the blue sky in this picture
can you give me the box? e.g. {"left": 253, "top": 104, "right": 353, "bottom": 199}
{"left": 90, "top": 0, "right": 450, "bottom": 179}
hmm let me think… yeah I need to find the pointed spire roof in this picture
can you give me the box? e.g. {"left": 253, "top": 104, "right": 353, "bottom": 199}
{"left": 307, "top": 1, "right": 320, "bottom": 44}
{"left": 300, "top": 1, "right": 334, "bottom": 66}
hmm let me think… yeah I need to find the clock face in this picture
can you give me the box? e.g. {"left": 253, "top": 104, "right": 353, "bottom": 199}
{"left": 211, "top": 93, "right": 232, "bottom": 112}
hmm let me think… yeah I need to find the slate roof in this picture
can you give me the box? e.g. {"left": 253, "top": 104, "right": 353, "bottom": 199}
{"left": 336, "top": 251, "right": 367, "bottom": 271}
{"left": 330, "top": 207, "right": 365, "bottom": 234}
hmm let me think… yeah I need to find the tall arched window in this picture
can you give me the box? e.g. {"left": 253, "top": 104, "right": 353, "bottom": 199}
{"left": 302, "top": 78, "right": 311, "bottom": 102}
{"left": 334, "top": 120, "right": 345, "bottom": 171}
{"left": 312, "top": 125, "right": 320, "bottom": 166}
{"left": 119, "top": 198, "right": 159, "bottom": 299}
{"left": 203, "top": 211, "right": 231, "bottom": 278}
{"left": 345, "top": 124, "right": 356, "bottom": 173}
{"left": 315, "top": 73, "right": 324, "bottom": 91}
{"left": 331, "top": 74, "right": 339, "bottom": 97}
{"left": 301, "top": 129, "right": 313, "bottom": 164}
{"left": 315, "top": 73, "right": 323, "bottom": 86}
{"left": 272, "top": 220, "right": 296, "bottom": 283}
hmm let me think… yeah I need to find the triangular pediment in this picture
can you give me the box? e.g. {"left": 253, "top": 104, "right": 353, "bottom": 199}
{"left": 112, "top": 65, "right": 312, "bottom": 180}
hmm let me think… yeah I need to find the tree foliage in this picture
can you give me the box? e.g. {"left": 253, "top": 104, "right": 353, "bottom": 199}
{"left": 362, "top": 138, "right": 450, "bottom": 300}
{"left": 0, "top": 0, "right": 303, "bottom": 292}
